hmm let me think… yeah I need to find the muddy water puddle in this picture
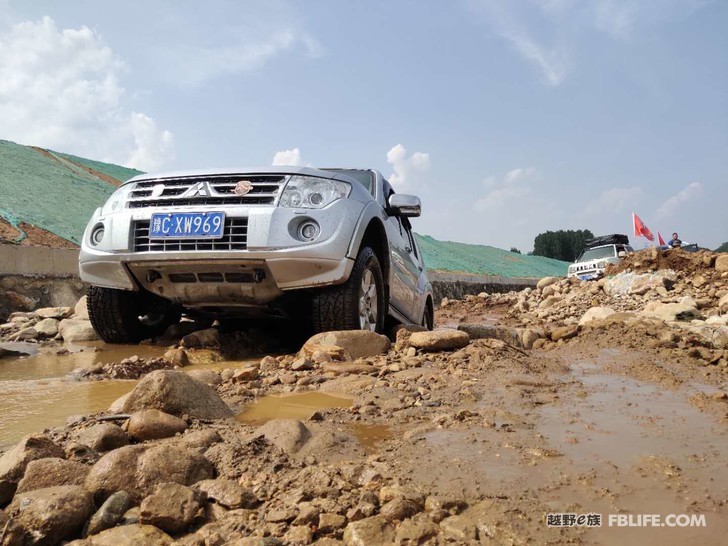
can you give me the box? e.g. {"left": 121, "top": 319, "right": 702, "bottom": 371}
{"left": 0, "top": 343, "right": 257, "bottom": 448}
{"left": 238, "top": 392, "right": 393, "bottom": 451}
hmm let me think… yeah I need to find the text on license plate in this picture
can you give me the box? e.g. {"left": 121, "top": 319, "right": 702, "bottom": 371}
{"left": 150, "top": 212, "right": 225, "bottom": 239}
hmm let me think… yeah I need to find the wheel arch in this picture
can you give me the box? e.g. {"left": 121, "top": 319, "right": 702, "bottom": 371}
{"left": 348, "top": 206, "right": 390, "bottom": 287}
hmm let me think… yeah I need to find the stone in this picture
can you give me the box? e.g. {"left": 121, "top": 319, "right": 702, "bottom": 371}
{"left": 318, "top": 512, "right": 347, "bottom": 533}
{"left": 550, "top": 326, "right": 578, "bottom": 342}
{"left": 537, "top": 276, "right": 560, "bottom": 290}
{"left": 641, "top": 301, "right": 700, "bottom": 322}
{"left": 85, "top": 443, "right": 214, "bottom": 504}
{"left": 65, "top": 443, "right": 100, "bottom": 465}
{"left": 16, "top": 458, "right": 89, "bottom": 494}
{"left": 179, "top": 429, "right": 223, "bottom": 451}
{"left": 379, "top": 497, "right": 421, "bottom": 522}
{"left": 67, "top": 524, "right": 172, "bottom": 545}
{"left": 715, "top": 254, "right": 728, "bottom": 273}
{"left": 0, "top": 434, "right": 63, "bottom": 504}
{"left": 180, "top": 328, "right": 220, "bottom": 348}
{"left": 692, "top": 275, "right": 708, "bottom": 288}
{"left": 439, "top": 514, "right": 477, "bottom": 542}
{"left": 9, "top": 326, "right": 39, "bottom": 341}
{"left": 302, "top": 330, "right": 391, "bottom": 359}
{"left": 395, "top": 514, "right": 439, "bottom": 545}
{"left": 604, "top": 270, "right": 676, "bottom": 296}
{"left": 232, "top": 366, "right": 259, "bottom": 382}
{"left": 538, "top": 295, "right": 561, "bottom": 309}
{"left": 343, "top": 515, "right": 395, "bottom": 546}
{"left": 59, "top": 318, "right": 100, "bottom": 342}
{"left": 578, "top": 306, "right": 616, "bottom": 326}
{"left": 719, "top": 293, "right": 728, "bottom": 315}
{"left": 126, "top": 409, "right": 188, "bottom": 441}
{"left": 519, "top": 329, "right": 542, "bottom": 350}
{"left": 253, "top": 419, "right": 312, "bottom": 455}
{"left": 35, "top": 307, "right": 72, "bottom": 320}
{"left": 322, "top": 362, "right": 377, "bottom": 375}
{"left": 283, "top": 525, "right": 313, "bottom": 545}
{"left": 34, "top": 318, "right": 60, "bottom": 337}
{"left": 74, "top": 296, "right": 90, "bottom": 320}
{"left": 85, "top": 490, "right": 131, "bottom": 536}
{"left": 185, "top": 369, "right": 222, "bottom": 386}
{"left": 457, "top": 324, "right": 522, "bottom": 347}
{"left": 408, "top": 329, "right": 469, "bottom": 351}
{"left": 120, "top": 369, "right": 234, "bottom": 419}
{"left": 75, "top": 423, "right": 129, "bottom": 452}
{"left": 194, "top": 479, "right": 258, "bottom": 509}
{"left": 291, "top": 357, "right": 313, "bottom": 371}
{"left": 140, "top": 482, "right": 205, "bottom": 534}
{"left": 162, "top": 348, "right": 190, "bottom": 367}
{"left": 7, "top": 485, "right": 94, "bottom": 545}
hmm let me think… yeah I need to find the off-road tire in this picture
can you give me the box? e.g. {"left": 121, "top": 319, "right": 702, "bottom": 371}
{"left": 87, "top": 286, "right": 180, "bottom": 343}
{"left": 422, "top": 300, "right": 434, "bottom": 331}
{"left": 312, "top": 246, "right": 386, "bottom": 333}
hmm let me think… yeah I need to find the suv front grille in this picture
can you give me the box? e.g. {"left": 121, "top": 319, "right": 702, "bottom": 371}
{"left": 127, "top": 175, "right": 285, "bottom": 208}
{"left": 133, "top": 218, "right": 248, "bottom": 252}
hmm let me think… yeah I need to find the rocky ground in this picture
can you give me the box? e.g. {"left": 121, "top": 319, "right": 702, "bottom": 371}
{"left": 0, "top": 248, "right": 727, "bottom": 545}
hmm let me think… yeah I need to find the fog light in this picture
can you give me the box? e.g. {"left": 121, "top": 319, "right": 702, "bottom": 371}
{"left": 299, "top": 221, "right": 319, "bottom": 241}
{"left": 90, "top": 224, "right": 105, "bottom": 246}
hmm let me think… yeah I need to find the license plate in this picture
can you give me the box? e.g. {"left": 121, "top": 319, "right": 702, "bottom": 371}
{"left": 149, "top": 212, "right": 225, "bottom": 239}
{"left": 579, "top": 273, "right": 599, "bottom": 281}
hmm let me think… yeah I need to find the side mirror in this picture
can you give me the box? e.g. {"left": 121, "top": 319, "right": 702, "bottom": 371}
{"left": 387, "top": 194, "right": 421, "bottom": 217}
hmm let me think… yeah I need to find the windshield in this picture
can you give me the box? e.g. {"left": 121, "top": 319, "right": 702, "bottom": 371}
{"left": 321, "top": 169, "right": 373, "bottom": 193}
{"left": 578, "top": 246, "right": 615, "bottom": 262}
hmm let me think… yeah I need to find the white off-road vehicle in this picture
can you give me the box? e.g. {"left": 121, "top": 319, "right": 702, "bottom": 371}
{"left": 80, "top": 167, "right": 433, "bottom": 342}
{"left": 567, "top": 234, "right": 634, "bottom": 280}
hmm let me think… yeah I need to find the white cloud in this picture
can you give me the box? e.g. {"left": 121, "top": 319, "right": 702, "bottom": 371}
{"left": 583, "top": 186, "right": 642, "bottom": 215}
{"left": 475, "top": 167, "right": 537, "bottom": 210}
{"left": 387, "top": 144, "right": 431, "bottom": 190}
{"left": 272, "top": 147, "right": 306, "bottom": 167}
{"left": 0, "top": 16, "right": 174, "bottom": 171}
{"left": 655, "top": 182, "right": 703, "bottom": 219}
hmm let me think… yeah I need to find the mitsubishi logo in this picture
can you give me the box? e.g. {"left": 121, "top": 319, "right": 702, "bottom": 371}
{"left": 182, "top": 181, "right": 213, "bottom": 198}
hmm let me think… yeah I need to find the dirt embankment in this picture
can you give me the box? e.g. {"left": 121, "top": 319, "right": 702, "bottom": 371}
{"left": 0, "top": 247, "right": 726, "bottom": 545}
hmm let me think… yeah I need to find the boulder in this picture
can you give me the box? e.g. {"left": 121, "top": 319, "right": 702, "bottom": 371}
{"left": 0, "top": 434, "right": 63, "bottom": 505}
{"left": 120, "top": 370, "right": 234, "bottom": 419}
{"left": 126, "top": 409, "right": 188, "bottom": 441}
{"left": 66, "top": 524, "right": 172, "bottom": 545}
{"left": 604, "top": 270, "right": 676, "bottom": 296}
{"left": 408, "top": 329, "right": 469, "bottom": 351}
{"left": 7, "top": 485, "right": 94, "bottom": 545}
{"left": 85, "top": 443, "right": 214, "bottom": 504}
{"left": 140, "top": 482, "right": 205, "bottom": 534}
{"left": 344, "top": 515, "right": 395, "bottom": 546}
{"left": 180, "top": 328, "right": 220, "bottom": 348}
{"left": 8, "top": 327, "right": 39, "bottom": 341}
{"left": 321, "top": 362, "right": 377, "bottom": 375}
{"left": 550, "top": 326, "right": 579, "bottom": 342}
{"left": 35, "top": 307, "right": 73, "bottom": 320}
{"left": 457, "top": 324, "right": 522, "bottom": 347}
{"left": 85, "top": 490, "right": 131, "bottom": 536}
{"left": 641, "top": 300, "right": 700, "bottom": 322}
{"left": 16, "top": 458, "right": 89, "bottom": 494}
{"left": 194, "top": 479, "right": 258, "bottom": 509}
{"left": 185, "top": 369, "right": 222, "bottom": 386}
{"left": 719, "top": 293, "right": 728, "bottom": 315}
{"left": 74, "top": 296, "right": 90, "bottom": 320}
{"left": 162, "top": 348, "right": 190, "bottom": 367}
{"left": 302, "top": 330, "right": 391, "bottom": 360}
{"left": 34, "top": 318, "right": 60, "bottom": 337}
{"left": 538, "top": 295, "right": 561, "bottom": 309}
{"left": 253, "top": 419, "right": 312, "bottom": 455}
{"left": 537, "top": 277, "right": 560, "bottom": 290}
{"left": 715, "top": 254, "right": 728, "bottom": 273}
{"left": 519, "top": 329, "right": 542, "bottom": 350}
{"left": 75, "top": 423, "right": 129, "bottom": 452}
{"left": 59, "top": 318, "right": 100, "bottom": 342}
{"left": 578, "top": 306, "right": 616, "bottom": 326}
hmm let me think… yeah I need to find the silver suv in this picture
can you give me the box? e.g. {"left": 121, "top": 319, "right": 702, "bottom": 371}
{"left": 80, "top": 167, "right": 433, "bottom": 342}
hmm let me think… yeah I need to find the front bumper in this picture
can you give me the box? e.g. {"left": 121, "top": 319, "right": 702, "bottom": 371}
{"left": 80, "top": 200, "right": 364, "bottom": 306}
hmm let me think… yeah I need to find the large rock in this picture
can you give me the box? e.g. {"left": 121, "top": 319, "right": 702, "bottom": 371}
{"left": 0, "top": 434, "right": 63, "bottom": 505}
{"left": 120, "top": 370, "right": 233, "bottom": 419}
{"left": 408, "top": 329, "right": 469, "bottom": 351}
{"left": 457, "top": 324, "right": 522, "bottom": 347}
{"left": 34, "top": 318, "right": 60, "bottom": 337}
{"left": 140, "top": 482, "right": 205, "bottom": 534}
{"left": 7, "top": 485, "right": 94, "bottom": 546}
{"left": 302, "top": 330, "right": 391, "bottom": 359}
{"left": 85, "top": 443, "right": 214, "bottom": 504}
{"left": 85, "top": 490, "right": 131, "bottom": 536}
{"left": 715, "top": 254, "right": 728, "bottom": 273}
{"left": 537, "top": 277, "right": 560, "bottom": 290}
{"left": 344, "top": 515, "right": 395, "bottom": 546}
{"left": 604, "top": 270, "right": 676, "bottom": 296}
{"left": 193, "top": 479, "right": 258, "bottom": 509}
{"left": 641, "top": 300, "right": 700, "bottom": 322}
{"left": 35, "top": 307, "right": 73, "bottom": 320}
{"left": 75, "top": 423, "right": 129, "bottom": 452}
{"left": 253, "top": 419, "right": 312, "bottom": 455}
{"left": 59, "top": 318, "right": 100, "bottom": 342}
{"left": 180, "top": 328, "right": 220, "bottom": 348}
{"left": 16, "top": 458, "right": 89, "bottom": 494}
{"left": 74, "top": 296, "right": 90, "bottom": 320}
{"left": 67, "top": 524, "right": 172, "bottom": 545}
{"left": 719, "top": 293, "right": 728, "bottom": 315}
{"left": 126, "top": 409, "right": 188, "bottom": 441}
{"left": 578, "top": 306, "right": 616, "bottom": 326}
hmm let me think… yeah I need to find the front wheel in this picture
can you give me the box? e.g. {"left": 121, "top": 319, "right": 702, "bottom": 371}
{"left": 422, "top": 300, "right": 434, "bottom": 331}
{"left": 87, "top": 286, "right": 181, "bottom": 343}
{"left": 312, "top": 246, "right": 386, "bottom": 333}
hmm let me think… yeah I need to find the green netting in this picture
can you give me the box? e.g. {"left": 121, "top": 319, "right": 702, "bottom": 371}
{"left": 0, "top": 140, "right": 117, "bottom": 244}
{"left": 415, "top": 234, "right": 569, "bottom": 278}
{"left": 54, "top": 151, "right": 143, "bottom": 184}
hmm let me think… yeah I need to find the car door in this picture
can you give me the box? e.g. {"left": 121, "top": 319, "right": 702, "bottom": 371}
{"left": 398, "top": 217, "right": 424, "bottom": 320}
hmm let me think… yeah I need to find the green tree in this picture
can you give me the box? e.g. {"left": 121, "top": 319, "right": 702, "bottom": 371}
{"left": 510, "top": 247, "right": 522, "bottom": 254}
{"left": 716, "top": 242, "right": 728, "bottom": 253}
{"left": 532, "top": 229, "right": 595, "bottom": 262}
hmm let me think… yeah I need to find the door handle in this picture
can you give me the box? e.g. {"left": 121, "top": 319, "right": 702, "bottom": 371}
{"left": 405, "top": 246, "right": 412, "bottom": 253}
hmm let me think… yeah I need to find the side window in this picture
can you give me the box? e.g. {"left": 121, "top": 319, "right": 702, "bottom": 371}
{"left": 402, "top": 217, "right": 419, "bottom": 259}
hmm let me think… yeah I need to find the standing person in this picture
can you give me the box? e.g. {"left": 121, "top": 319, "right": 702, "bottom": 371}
{"left": 670, "top": 232, "right": 682, "bottom": 248}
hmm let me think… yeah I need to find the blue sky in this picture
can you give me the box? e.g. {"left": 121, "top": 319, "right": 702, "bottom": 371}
{"left": 1, "top": 0, "right": 726, "bottom": 251}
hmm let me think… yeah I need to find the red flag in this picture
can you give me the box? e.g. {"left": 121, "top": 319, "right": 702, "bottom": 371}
{"left": 633, "top": 212, "right": 655, "bottom": 241}
{"left": 658, "top": 232, "right": 666, "bottom": 245}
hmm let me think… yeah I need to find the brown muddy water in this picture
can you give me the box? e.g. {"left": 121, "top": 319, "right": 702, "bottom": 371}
{"left": 0, "top": 342, "right": 256, "bottom": 448}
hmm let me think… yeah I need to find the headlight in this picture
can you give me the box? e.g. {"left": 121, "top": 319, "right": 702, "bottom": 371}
{"left": 101, "top": 184, "right": 134, "bottom": 215}
{"left": 597, "top": 261, "right": 607, "bottom": 269}
{"left": 279, "top": 176, "right": 350, "bottom": 209}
